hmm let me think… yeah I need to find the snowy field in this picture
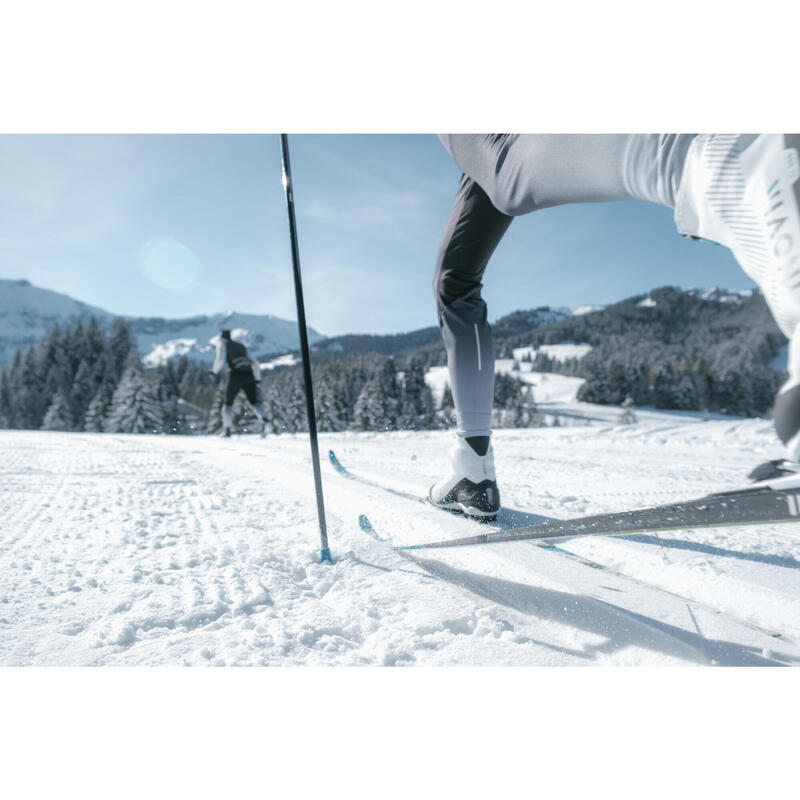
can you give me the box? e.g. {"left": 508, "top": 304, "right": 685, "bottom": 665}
{"left": 2, "top": 413, "right": 800, "bottom": 666}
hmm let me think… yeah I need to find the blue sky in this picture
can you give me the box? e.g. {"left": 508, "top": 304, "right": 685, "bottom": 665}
{"left": 0, "top": 134, "right": 756, "bottom": 337}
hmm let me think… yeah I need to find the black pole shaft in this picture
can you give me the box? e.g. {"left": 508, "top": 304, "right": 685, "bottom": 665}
{"left": 279, "top": 134, "right": 331, "bottom": 564}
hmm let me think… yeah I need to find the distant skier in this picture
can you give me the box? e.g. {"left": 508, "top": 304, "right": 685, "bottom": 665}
{"left": 211, "top": 329, "right": 267, "bottom": 437}
{"left": 430, "top": 134, "right": 800, "bottom": 520}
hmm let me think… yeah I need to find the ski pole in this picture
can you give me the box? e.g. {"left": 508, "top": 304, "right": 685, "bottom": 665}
{"left": 279, "top": 134, "right": 332, "bottom": 565}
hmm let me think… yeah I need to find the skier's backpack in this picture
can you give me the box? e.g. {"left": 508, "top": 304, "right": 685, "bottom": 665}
{"left": 225, "top": 340, "right": 254, "bottom": 374}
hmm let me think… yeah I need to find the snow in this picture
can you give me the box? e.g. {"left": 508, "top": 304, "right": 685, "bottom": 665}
{"left": 572, "top": 304, "right": 605, "bottom": 315}
{"left": 424, "top": 365, "right": 449, "bottom": 406}
{"left": 426, "top": 349, "right": 590, "bottom": 410}
{"left": 2, "top": 412, "right": 800, "bottom": 666}
{"left": 261, "top": 353, "right": 300, "bottom": 370}
{"left": 637, "top": 297, "right": 657, "bottom": 308}
{"left": 511, "top": 343, "right": 593, "bottom": 363}
{"left": 687, "top": 287, "right": 755, "bottom": 303}
{"left": 141, "top": 338, "right": 201, "bottom": 367}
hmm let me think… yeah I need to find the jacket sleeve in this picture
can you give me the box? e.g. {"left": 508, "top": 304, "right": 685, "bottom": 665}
{"left": 211, "top": 340, "right": 225, "bottom": 375}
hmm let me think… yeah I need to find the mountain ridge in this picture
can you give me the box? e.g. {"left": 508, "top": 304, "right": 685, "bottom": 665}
{"left": 0, "top": 278, "right": 325, "bottom": 366}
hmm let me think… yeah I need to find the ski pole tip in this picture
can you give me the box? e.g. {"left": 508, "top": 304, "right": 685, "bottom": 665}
{"left": 320, "top": 547, "right": 333, "bottom": 565}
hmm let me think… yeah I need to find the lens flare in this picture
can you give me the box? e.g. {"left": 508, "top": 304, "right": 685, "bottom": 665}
{"left": 139, "top": 237, "right": 202, "bottom": 291}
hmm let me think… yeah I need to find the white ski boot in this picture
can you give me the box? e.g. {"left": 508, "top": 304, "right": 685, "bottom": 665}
{"left": 428, "top": 436, "right": 500, "bottom": 521}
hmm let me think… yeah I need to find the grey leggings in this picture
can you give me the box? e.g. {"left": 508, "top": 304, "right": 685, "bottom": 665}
{"left": 434, "top": 134, "right": 697, "bottom": 437}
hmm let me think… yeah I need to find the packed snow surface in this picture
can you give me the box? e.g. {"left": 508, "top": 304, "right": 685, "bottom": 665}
{"left": 2, "top": 413, "right": 800, "bottom": 666}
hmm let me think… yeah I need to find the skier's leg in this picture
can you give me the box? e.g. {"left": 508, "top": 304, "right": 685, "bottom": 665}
{"left": 247, "top": 402, "right": 266, "bottom": 420}
{"left": 241, "top": 378, "right": 264, "bottom": 419}
{"left": 436, "top": 135, "right": 696, "bottom": 447}
{"left": 673, "top": 134, "right": 800, "bottom": 459}
{"left": 242, "top": 377, "right": 268, "bottom": 437}
{"left": 221, "top": 404, "right": 234, "bottom": 436}
{"left": 221, "top": 373, "right": 242, "bottom": 436}
{"left": 436, "top": 174, "right": 512, "bottom": 439}
{"left": 430, "top": 175, "right": 512, "bottom": 519}
{"left": 431, "top": 135, "right": 698, "bottom": 518}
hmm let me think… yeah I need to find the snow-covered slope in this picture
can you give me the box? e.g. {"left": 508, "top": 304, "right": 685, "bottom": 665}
{"left": 426, "top": 353, "right": 590, "bottom": 411}
{"left": 0, "top": 279, "right": 325, "bottom": 366}
{"left": 572, "top": 303, "right": 605, "bottom": 316}
{"left": 2, "top": 414, "right": 799, "bottom": 666}
{"left": 511, "top": 343, "right": 593, "bottom": 363}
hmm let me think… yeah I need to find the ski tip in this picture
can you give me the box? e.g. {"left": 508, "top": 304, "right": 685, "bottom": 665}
{"left": 329, "top": 450, "right": 347, "bottom": 475}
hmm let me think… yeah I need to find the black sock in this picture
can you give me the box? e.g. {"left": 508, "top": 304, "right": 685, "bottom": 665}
{"left": 466, "top": 436, "right": 490, "bottom": 456}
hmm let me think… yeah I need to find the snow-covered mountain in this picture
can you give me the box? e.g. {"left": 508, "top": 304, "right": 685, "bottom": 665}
{"left": 685, "top": 286, "right": 755, "bottom": 304}
{"left": 132, "top": 311, "right": 324, "bottom": 368}
{"left": 0, "top": 279, "right": 325, "bottom": 366}
{"left": 570, "top": 288, "right": 756, "bottom": 317}
{"left": 0, "top": 278, "right": 764, "bottom": 369}
{"left": 0, "top": 279, "right": 114, "bottom": 365}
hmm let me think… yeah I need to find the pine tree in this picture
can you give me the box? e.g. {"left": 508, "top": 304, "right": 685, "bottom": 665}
{"left": 41, "top": 391, "right": 73, "bottom": 431}
{"left": 316, "top": 381, "right": 346, "bottom": 432}
{"left": 84, "top": 383, "right": 113, "bottom": 432}
{"left": 109, "top": 319, "right": 135, "bottom": 382}
{"left": 439, "top": 384, "right": 455, "bottom": 429}
{"left": 353, "top": 378, "right": 382, "bottom": 430}
{"left": 0, "top": 369, "right": 14, "bottom": 428}
{"left": 652, "top": 363, "right": 678, "bottom": 409}
{"left": 399, "top": 356, "right": 435, "bottom": 430}
{"left": 285, "top": 375, "right": 308, "bottom": 433}
{"left": 63, "top": 320, "right": 87, "bottom": 378}
{"left": 70, "top": 360, "right": 93, "bottom": 430}
{"left": 377, "top": 358, "right": 400, "bottom": 431}
{"left": 503, "top": 393, "right": 523, "bottom": 428}
{"left": 85, "top": 316, "right": 106, "bottom": 371}
{"left": 105, "top": 362, "right": 165, "bottom": 434}
{"left": 673, "top": 374, "right": 698, "bottom": 410}
{"left": 156, "top": 365, "right": 187, "bottom": 434}
{"left": 577, "top": 362, "right": 611, "bottom": 404}
{"left": 15, "top": 348, "right": 44, "bottom": 429}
